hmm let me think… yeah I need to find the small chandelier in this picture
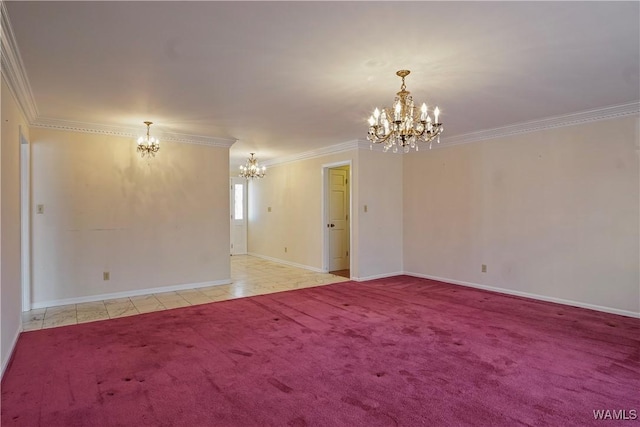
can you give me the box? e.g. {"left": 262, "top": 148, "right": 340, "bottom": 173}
{"left": 137, "top": 121, "right": 160, "bottom": 158}
{"left": 367, "top": 70, "right": 443, "bottom": 153}
{"left": 239, "top": 153, "right": 266, "bottom": 179}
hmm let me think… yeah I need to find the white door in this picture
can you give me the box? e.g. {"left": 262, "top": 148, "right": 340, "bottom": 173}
{"left": 230, "top": 177, "right": 247, "bottom": 255}
{"left": 328, "top": 167, "right": 349, "bottom": 271}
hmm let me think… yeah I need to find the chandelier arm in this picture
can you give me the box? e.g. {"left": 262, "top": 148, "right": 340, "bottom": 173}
{"left": 368, "top": 127, "right": 394, "bottom": 145}
{"left": 413, "top": 121, "right": 428, "bottom": 138}
{"left": 375, "top": 125, "right": 391, "bottom": 140}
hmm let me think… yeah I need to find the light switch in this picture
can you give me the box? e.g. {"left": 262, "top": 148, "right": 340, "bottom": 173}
{"left": 268, "top": 207, "right": 272, "bottom": 212}
{"left": 36, "top": 204, "right": 44, "bottom": 214}
{"left": 364, "top": 205, "right": 368, "bottom": 213}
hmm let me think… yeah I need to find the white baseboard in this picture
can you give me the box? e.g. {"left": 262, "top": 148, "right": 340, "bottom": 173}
{"left": 30, "top": 279, "right": 232, "bottom": 310}
{"left": 1, "top": 326, "right": 22, "bottom": 380}
{"left": 353, "top": 271, "right": 404, "bottom": 282}
{"left": 405, "top": 271, "right": 640, "bottom": 319}
{"left": 247, "top": 252, "right": 325, "bottom": 273}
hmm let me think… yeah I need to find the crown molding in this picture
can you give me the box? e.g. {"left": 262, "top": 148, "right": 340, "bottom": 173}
{"left": 263, "top": 136, "right": 446, "bottom": 168}
{"left": 1, "top": 2, "right": 234, "bottom": 148}
{"left": 31, "top": 118, "right": 236, "bottom": 148}
{"left": 2, "top": 0, "right": 636, "bottom": 154}
{"left": 357, "top": 139, "right": 391, "bottom": 153}
{"left": 261, "top": 139, "right": 363, "bottom": 167}
{"left": 161, "top": 132, "right": 236, "bottom": 148}
{"left": 442, "top": 101, "right": 640, "bottom": 147}
{"left": 1, "top": 1, "right": 39, "bottom": 122}
{"left": 265, "top": 100, "right": 640, "bottom": 165}
{"left": 358, "top": 139, "right": 437, "bottom": 154}
{"left": 274, "top": 102, "right": 640, "bottom": 163}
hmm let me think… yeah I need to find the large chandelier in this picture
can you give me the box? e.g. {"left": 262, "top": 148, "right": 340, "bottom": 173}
{"left": 239, "top": 153, "right": 266, "bottom": 179}
{"left": 367, "top": 70, "right": 443, "bottom": 153}
{"left": 137, "top": 121, "right": 160, "bottom": 158}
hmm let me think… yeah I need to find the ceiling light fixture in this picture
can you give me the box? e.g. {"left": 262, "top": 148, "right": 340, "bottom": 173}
{"left": 137, "top": 121, "right": 160, "bottom": 158}
{"left": 367, "top": 70, "right": 443, "bottom": 153}
{"left": 239, "top": 153, "right": 266, "bottom": 179}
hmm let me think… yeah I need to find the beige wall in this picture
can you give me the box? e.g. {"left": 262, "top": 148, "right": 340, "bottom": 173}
{"left": 403, "top": 116, "right": 640, "bottom": 315}
{"left": 248, "top": 150, "right": 358, "bottom": 272}
{"left": 356, "top": 148, "right": 403, "bottom": 279}
{"left": 247, "top": 146, "right": 404, "bottom": 280}
{"left": 30, "top": 128, "right": 231, "bottom": 306}
{"left": 1, "top": 77, "right": 29, "bottom": 375}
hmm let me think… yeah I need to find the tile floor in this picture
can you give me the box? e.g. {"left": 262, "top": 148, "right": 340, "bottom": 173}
{"left": 22, "top": 255, "right": 350, "bottom": 331}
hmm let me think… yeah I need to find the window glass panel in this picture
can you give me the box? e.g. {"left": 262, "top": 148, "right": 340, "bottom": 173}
{"left": 234, "top": 184, "right": 244, "bottom": 220}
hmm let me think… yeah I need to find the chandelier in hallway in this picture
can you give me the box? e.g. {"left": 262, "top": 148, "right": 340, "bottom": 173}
{"left": 137, "top": 121, "right": 160, "bottom": 158}
{"left": 367, "top": 70, "right": 443, "bottom": 153}
{"left": 239, "top": 153, "right": 266, "bottom": 179}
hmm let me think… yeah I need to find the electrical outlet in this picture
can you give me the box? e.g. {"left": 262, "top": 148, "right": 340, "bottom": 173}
{"left": 284, "top": 247, "right": 287, "bottom": 253}
{"left": 103, "top": 272, "right": 110, "bottom": 281}
{"left": 364, "top": 205, "right": 368, "bottom": 213}
{"left": 268, "top": 207, "right": 272, "bottom": 212}
{"left": 36, "top": 204, "right": 44, "bottom": 214}
{"left": 481, "top": 264, "right": 487, "bottom": 273}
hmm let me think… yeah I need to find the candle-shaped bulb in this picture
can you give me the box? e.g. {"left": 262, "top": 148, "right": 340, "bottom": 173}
{"left": 373, "top": 108, "right": 380, "bottom": 119}
{"left": 420, "top": 103, "right": 427, "bottom": 121}
{"left": 394, "top": 102, "right": 401, "bottom": 120}
{"left": 368, "top": 116, "right": 375, "bottom": 126}
{"left": 434, "top": 106, "right": 440, "bottom": 124}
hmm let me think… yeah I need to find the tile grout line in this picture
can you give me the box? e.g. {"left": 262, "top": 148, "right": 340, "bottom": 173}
{"left": 25, "top": 256, "right": 349, "bottom": 331}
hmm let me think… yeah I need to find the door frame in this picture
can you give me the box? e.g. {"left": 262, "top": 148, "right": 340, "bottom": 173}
{"left": 321, "top": 160, "right": 352, "bottom": 275}
{"left": 230, "top": 177, "right": 248, "bottom": 255}
{"left": 19, "top": 126, "right": 31, "bottom": 312}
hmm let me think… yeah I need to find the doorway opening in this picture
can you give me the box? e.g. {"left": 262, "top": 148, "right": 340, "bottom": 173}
{"left": 230, "top": 177, "right": 248, "bottom": 255}
{"left": 323, "top": 162, "right": 351, "bottom": 278}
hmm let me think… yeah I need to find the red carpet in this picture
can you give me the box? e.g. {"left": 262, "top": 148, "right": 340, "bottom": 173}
{"left": 2, "top": 276, "right": 639, "bottom": 426}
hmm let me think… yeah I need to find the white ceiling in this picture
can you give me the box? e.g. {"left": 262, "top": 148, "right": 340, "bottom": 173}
{"left": 5, "top": 1, "right": 640, "bottom": 167}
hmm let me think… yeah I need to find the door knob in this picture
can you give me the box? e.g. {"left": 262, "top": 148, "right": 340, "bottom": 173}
{"left": 330, "top": 224, "right": 335, "bottom": 227}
